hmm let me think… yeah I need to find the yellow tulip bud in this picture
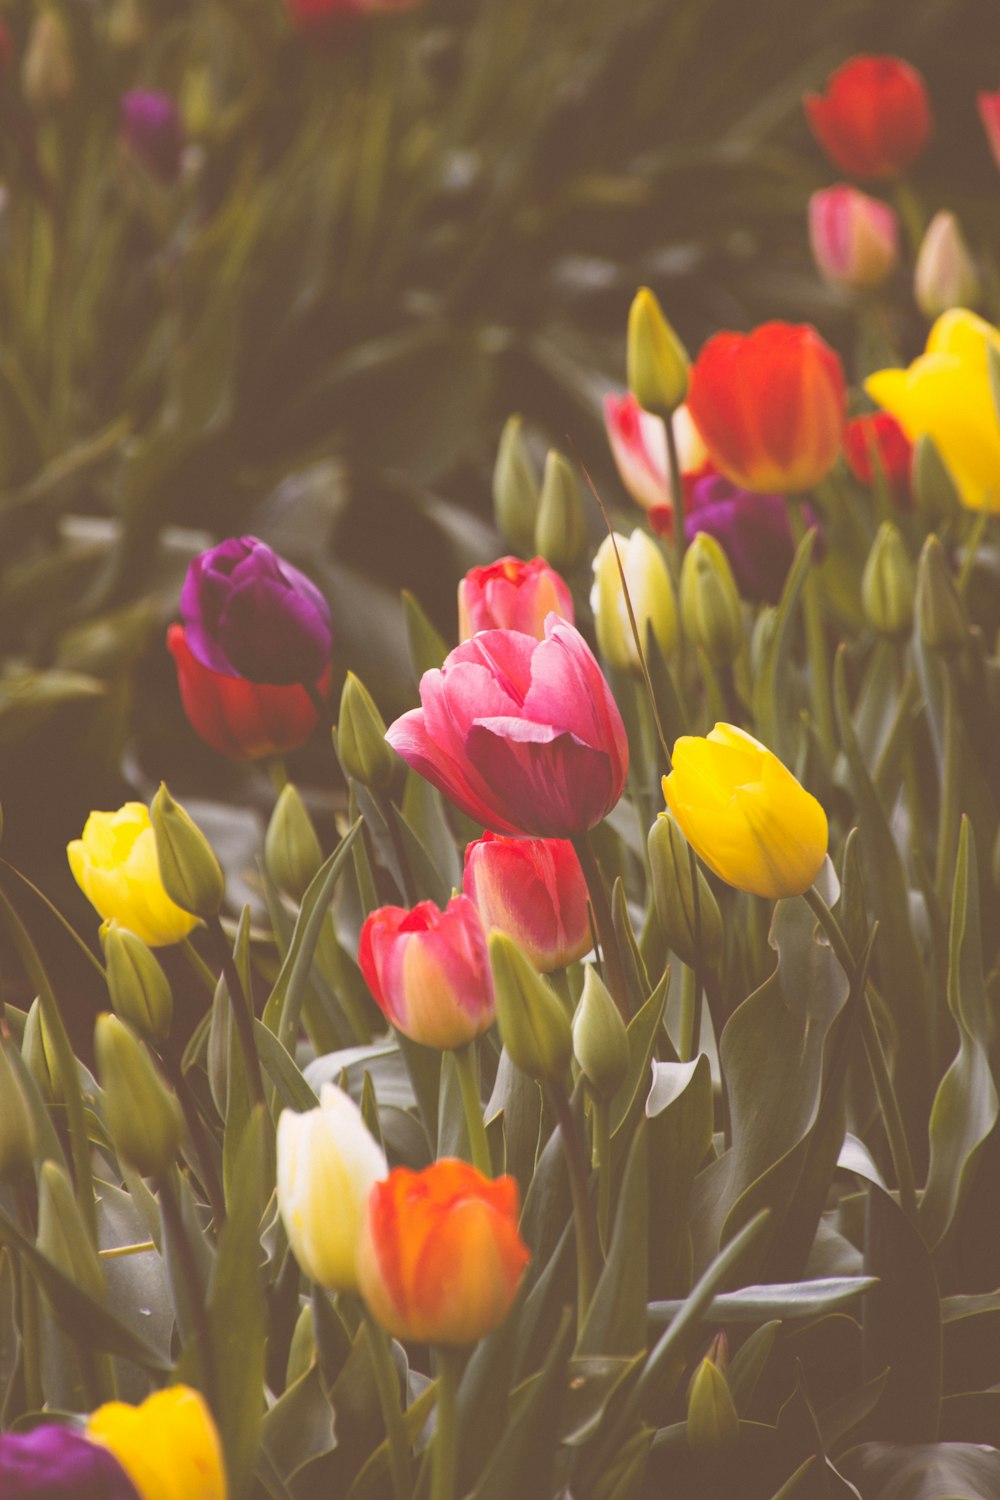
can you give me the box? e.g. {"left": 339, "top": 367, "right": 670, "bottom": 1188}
{"left": 68, "top": 803, "right": 200, "bottom": 948}
{"left": 0, "top": 1037, "right": 37, "bottom": 1184}
{"left": 861, "top": 522, "right": 915, "bottom": 641}
{"left": 591, "top": 530, "right": 677, "bottom": 673}
{"left": 100, "top": 920, "right": 174, "bottom": 1045}
{"left": 680, "top": 532, "right": 744, "bottom": 667}
{"left": 489, "top": 932, "right": 572, "bottom": 1084}
{"left": 916, "top": 534, "right": 967, "bottom": 653}
{"left": 535, "top": 451, "right": 587, "bottom": 572}
{"left": 663, "top": 723, "right": 828, "bottom": 900}
{"left": 335, "top": 673, "right": 397, "bottom": 792}
{"left": 150, "top": 784, "right": 224, "bottom": 920}
{"left": 265, "top": 784, "right": 323, "bottom": 901}
{"left": 648, "top": 811, "right": 723, "bottom": 969}
{"left": 88, "top": 1385, "right": 227, "bottom": 1500}
{"left": 493, "top": 414, "right": 540, "bottom": 555}
{"left": 572, "top": 965, "right": 629, "bottom": 1100}
{"left": 627, "top": 287, "right": 689, "bottom": 418}
{"left": 95, "top": 1014, "right": 183, "bottom": 1178}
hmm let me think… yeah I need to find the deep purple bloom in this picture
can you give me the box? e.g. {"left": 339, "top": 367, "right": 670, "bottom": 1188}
{"left": 180, "top": 536, "right": 332, "bottom": 686}
{"left": 120, "top": 89, "right": 184, "bottom": 186}
{"left": 0, "top": 1423, "right": 139, "bottom": 1499}
{"left": 684, "top": 474, "right": 823, "bottom": 605}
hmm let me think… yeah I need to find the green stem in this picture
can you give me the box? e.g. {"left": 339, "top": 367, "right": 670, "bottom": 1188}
{"left": 664, "top": 408, "right": 687, "bottom": 569}
{"left": 571, "top": 834, "right": 631, "bottom": 1022}
{"left": 787, "top": 501, "right": 835, "bottom": 760}
{"left": 454, "top": 1044, "right": 492, "bottom": 1178}
{"left": 363, "top": 1312, "right": 412, "bottom": 1500}
{"left": 180, "top": 937, "right": 219, "bottom": 996}
{"left": 158, "top": 1168, "right": 217, "bottom": 1409}
{"left": 678, "top": 965, "right": 699, "bottom": 1063}
{"left": 159, "top": 1046, "right": 226, "bottom": 1228}
{"left": 933, "top": 666, "right": 962, "bottom": 908}
{"left": 431, "top": 1346, "right": 463, "bottom": 1500}
{"left": 550, "top": 966, "right": 575, "bottom": 1018}
{"left": 546, "top": 1084, "right": 601, "bottom": 1329}
{"left": 892, "top": 178, "right": 926, "bottom": 257}
{"left": 205, "top": 916, "right": 266, "bottom": 1111}
{"left": 803, "top": 886, "right": 918, "bottom": 1223}
{"left": 266, "top": 757, "right": 289, "bottom": 796}
{"left": 16, "top": 1188, "right": 42, "bottom": 1413}
{"left": 594, "top": 1097, "right": 612, "bottom": 1255}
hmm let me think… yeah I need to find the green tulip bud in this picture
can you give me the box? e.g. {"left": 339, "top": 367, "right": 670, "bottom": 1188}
{"left": 591, "top": 530, "right": 677, "bottom": 673}
{"left": 687, "top": 1349, "right": 739, "bottom": 1451}
{"left": 150, "top": 783, "right": 224, "bottom": 919}
{"left": 648, "top": 812, "right": 723, "bottom": 970}
{"left": 913, "top": 435, "right": 961, "bottom": 526}
{"left": 100, "top": 920, "right": 174, "bottom": 1045}
{"left": 862, "top": 522, "right": 915, "bottom": 641}
{"left": 95, "top": 1013, "right": 183, "bottom": 1178}
{"left": 488, "top": 932, "right": 572, "bottom": 1084}
{"left": 334, "top": 673, "right": 397, "bottom": 792}
{"left": 572, "top": 966, "right": 630, "bottom": 1100}
{"left": 265, "top": 784, "right": 324, "bottom": 902}
{"left": 535, "top": 451, "right": 587, "bottom": 573}
{"left": 627, "top": 286, "right": 689, "bottom": 418}
{"left": 493, "top": 415, "right": 539, "bottom": 555}
{"left": 22, "top": 999, "right": 57, "bottom": 1105}
{"left": 0, "top": 1038, "right": 37, "bottom": 1184}
{"left": 680, "top": 532, "right": 744, "bottom": 667}
{"left": 916, "top": 535, "right": 967, "bottom": 654}
{"left": 37, "top": 1160, "right": 105, "bottom": 1301}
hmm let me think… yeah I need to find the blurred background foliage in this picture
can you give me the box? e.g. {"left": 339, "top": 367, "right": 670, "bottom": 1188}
{"left": 0, "top": 0, "right": 997, "bottom": 986}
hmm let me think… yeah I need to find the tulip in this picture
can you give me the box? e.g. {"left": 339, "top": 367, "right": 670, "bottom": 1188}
{"left": 865, "top": 309, "right": 1000, "bottom": 512}
{"left": 663, "top": 723, "right": 828, "bottom": 900}
{"left": 463, "top": 832, "right": 591, "bottom": 973}
{"left": 603, "top": 393, "right": 709, "bottom": 532}
{"left": 336, "top": 672, "right": 397, "bottom": 789}
{"left": 358, "top": 895, "right": 494, "bottom": 1050}
{"left": 386, "top": 616, "right": 629, "bottom": 838}
{"left": 492, "top": 414, "right": 539, "bottom": 553}
{"left": 150, "top": 783, "right": 224, "bottom": 920}
{"left": 68, "top": 803, "right": 200, "bottom": 948}
{"left": 843, "top": 412, "right": 914, "bottom": 509}
{"left": 684, "top": 473, "right": 822, "bottom": 605}
{"left": 572, "top": 966, "right": 629, "bottom": 1100}
{"left": 627, "top": 286, "right": 689, "bottom": 417}
{"left": 916, "top": 534, "right": 967, "bottom": 653}
{"left": 804, "top": 55, "right": 932, "bottom": 181}
{"left": 276, "top": 1084, "right": 387, "bottom": 1293}
{"left": 0, "top": 1424, "right": 140, "bottom": 1500}
{"left": 978, "top": 89, "right": 1000, "bottom": 171}
{"left": 488, "top": 931, "right": 573, "bottom": 1083}
{"left": 686, "top": 323, "right": 846, "bottom": 494}
{"left": 87, "top": 1385, "right": 227, "bottom": 1500}
{"left": 913, "top": 210, "right": 981, "bottom": 318}
{"left": 535, "top": 451, "right": 587, "bottom": 572}
{"left": 680, "top": 533, "right": 744, "bottom": 669}
{"left": 95, "top": 1014, "right": 184, "bottom": 1178}
{"left": 358, "top": 1159, "right": 530, "bottom": 1345}
{"left": 590, "top": 529, "right": 676, "bottom": 672}
{"left": 458, "top": 556, "right": 574, "bottom": 641}
{"left": 265, "top": 783, "right": 323, "bottom": 902}
{"left": 862, "top": 521, "right": 915, "bottom": 640}
{"left": 808, "top": 185, "right": 899, "bottom": 289}
{"left": 120, "top": 89, "right": 184, "bottom": 185}
{"left": 100, "top": 921, "right": 174, "bottom": 1044}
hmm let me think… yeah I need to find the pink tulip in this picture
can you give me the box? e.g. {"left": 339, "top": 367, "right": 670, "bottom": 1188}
{"left": 604, "top": 393, "right": 709, "bottom": 534}
{"left": 464, "top": 833, "right": 592, "bottom": 973}
{"left": 979, "top": 90, "right": 1000, "bottom": 171}
{"left": 358, "top": 896, "right": 494, "bottom": 1051}
{"left": 809, "top": 185, "right": 899, "bottom": 289}
{"left": 458, "top": 556, "right": 573, "bottom": 642}
{"left": 386, "top": 616, "right": 629, "bottom": 837}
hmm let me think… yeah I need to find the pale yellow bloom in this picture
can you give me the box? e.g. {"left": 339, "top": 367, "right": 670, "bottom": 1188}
{"left": 67, "top": 803, "right": 199, "bottom": 947}
{"left": 590, "top": 529, "right": 677, "bottom": 672}
{"left": 88, "top": 1385, "right": 226, "bottom": 1500}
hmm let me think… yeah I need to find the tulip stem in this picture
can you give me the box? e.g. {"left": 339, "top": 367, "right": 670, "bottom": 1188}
{"left": 159, "top": 1046, "right": 226, "bottom": 1228}
{"left": 803, "top": 886, "right": 918, "bottom": 1223}
{"left": 158, "top": 1167, "right": 218, "bottom": 1411}
{"left": 363, "top": 1313, "right": 412, "bottom": 1500}
{"left": 933, "top": 667, "right": 962, "bottom": 908}
{"left": 266, "top": 757, "right": 289, "bottom": 796}
{"left": 454, "top": 1044, "right": 493, "bottom": 1178}
{"left": 678, "top": 964, "right": 700, "bottom": 1063}
{"left": 572, "top": 834, "right": 631, "bottom": 1022}
{"left": 15, "top": 1188, "right": 42, "bottom": 1414}
{"left": 546, "top": 1083, "right": 600, "bottom": 1329}
{"left": 205, "top": 915, "right": 266, "bottom": 1111}
{"left": 594, "top": 1097, "right": 612, "bottom": 1254}
{"left": 664, "top": 407, "right": 687, "bottom": 566}
{"left": 431, "top": 1346, "right": 463, "bottom": 1500}
{"left": 788, "top": 503, "right": 835, "bottom": 761}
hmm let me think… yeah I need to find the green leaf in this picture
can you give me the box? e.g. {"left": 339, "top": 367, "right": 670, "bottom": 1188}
{"left": 402, "top": 588, "right": 448, "bottom": 683}
{"left": 470, "top": 1309, "right": 574, "bottom": 1500}
{"left": 610, "top": 969, "right": 669, "bottom": 1140}
{"left": 649, "top": 1276, "right": 877, "bottom": 1324}
{"left": 839, "top": 1442, "right": 1000, "bottom": 1499}
{"left": 728, "top": 1320, "right": 780, "bottom": 1414}
{"left": 578, "top": 1123, "right": 648, "bottom": 1357}
{"left": 862, "top": 1184, "right": 941, "bottom": 1441}
{"left": 254, "top": 1020, "right": 320, "bottom": 1113}
{"left": 752, "top": 528, "right": 814, "bottom": 762}
{"left": 645, "top": 1056, "right": 713, "bottom": 1299}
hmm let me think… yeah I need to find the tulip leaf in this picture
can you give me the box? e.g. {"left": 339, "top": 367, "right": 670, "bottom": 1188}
{"left": 610, "top": 968, "right": 669, "bottom": 1140}
{"left": 469, "top": 1308, "right": 574, "bottom": 1500}
{"left": 753, "top": 527, "right": 814, "bottom": 762}
{"left": 578, "top": 1122, "right": 648, "bottom": 1357}
{"left": 402, "top": 588, "right": 448, "bottom": 682}
{"left": 839, "top": 1441, "right": 1000, "bottom": 1499}
{"left": 254, "top": 1020, "right": 321, "bottom": 1113}
{"left": 260, "top": 1363, "right": 337, "bottom": 1486}
{"left": 648, "top": 1275, "right": 877, "bottom": 1324}
{"left": 224, "top": 906, "right": 256, "bottom": 1208}
{"left": 486, "top": 1050, "right": 543, "bottom": 1206}
{"left": 728, "top": 1319, "right": 781, "bottom": 1414}
{"left": 862, "top": 1183, "right": 941, "bottom": 1442}
{"left": 646, "top": 1056, "right": 713, "bottom": 1299}
{"left": 401, "top": 772, "right": 463, "bottom": 896}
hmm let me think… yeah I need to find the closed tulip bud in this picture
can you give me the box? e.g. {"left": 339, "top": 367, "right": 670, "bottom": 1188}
{"left": 489, "top": 931, "right": 572, "bottom": 1083}
{"left": 150, "top": 783, "right": 224, "bottom": 919}
{"left": 648, "top": 812, "right": 723, "bottom": 969}
{"left": 572, "top": 965, "right": 629, "bottom": 1099}
{"left": 493, "top": 415, "right": 540, "bottom": 554}
{"left": 88, "top": 1386, "right": 226, "bottom": 1500}
{"left": 535, "top": 450, "right": 587, "bottom": 572}
{"left": 459, "top": 556, "right": 573, "bottom": 641}
{"left": 916, "top": 535, "right": 967, "bottom": 653}
{"left": 591, "top": 530, "right": 677, "bottom": 672}
{"left": 95, "top": 1014, "right": 183, "bottom": 1178}
{"left": 277, "top": 1084, "right": 387, "bottom": 1293}
{"left": 335, "top": 672, "right": 397, "bottom": 791}
{"left": 687, "top": 1352, "right": 739, "bottom": 1450}
{"left": 680, "top": 532, "right": 744, "bottom": 667}
{"left": 808, "top": 185, "right": 899, "bottom": 290}
{"left": 22, "top": 7, "right": 75, "bottom": 111}
{"left": 37, "top": 1160, "right": 106, "bottom": 1301}
{"left": 0, "top": 1038, "right": 37, "bottom": 1183}
{"left": 914, "top": 211, "right": 981, "bottom": 319}
{"left": 627, "top": 286, "right": 690, "bottom": 418}
{"left": 862, "top": 522, "right": 915, "bottom": 640}
{"left": 100, "top": 921, "right": 174, "bottom": 1045}
{"left": 265, "top": 784, "right": 323, "bottom": 901}
{"left": 463, "top": 833, "right": 591, "bottom": 973}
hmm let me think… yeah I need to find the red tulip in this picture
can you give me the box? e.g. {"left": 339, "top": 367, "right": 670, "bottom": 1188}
{"left": 386, "top": 617, "right": 629, "bottom": 837}
{"left": 167, "top": 624, "right": 328, "bottom": 761}
{"left": 358, "top": 895, "right": 494, "bottom": 1051}
{"left": 463, "top": 833, "right": 591, "bottom": 973}
{"left": 458, "top": 556, "right": 573, "bottom": 642}
{"left": 804, "top": 55, "right": 931, "bottom": 181}
{"left": 686, "top": 323, "right": 846, "bottom": 494}
{"left": 844, "top": 412, "right": 914, "bottom": 509}
{"left": 979, "top": 89, "right": 1000, "bottom": 172}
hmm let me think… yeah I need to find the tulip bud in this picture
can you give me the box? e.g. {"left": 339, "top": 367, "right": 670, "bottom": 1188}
{"left": 680, "top": 532, "right": 744, "bottom": 667}
{"left": 535, "top": 451, "right": 587, "bottom": 572}
{"left": 488, "top": 932, "right": 572, "bottom": 1084}
{"left": 627, "top": 287, "right": 689, "bottom": 418}
{"left": 862, "top": 522, "right": 915, "bottom": 641}
{"left": 808, "top": 186, "right": 899, "bottom": 291}
{"left": 0, "top": 1038, "right": 37, "bottom": 1184}
{"left": 591, "top": 530, "right": 677, "bottom": 673}
{"left": 335, "top": 672, "right": 397, "bottom": 791}
{"left": 916, "top": 535, "right": 967, "bottom": 654}
{"left": 914, "top": 211, "right": 981, "bottom": 319}
{"left": 687, "top": 1350, "right": 739, "bottom": 1451}
{"left": 572, "top": 966, "right": 629, "bottom": 1100}
{"left": 150, "top": 783, "right": 224, "bottom": 919}
{"left": 265, "top": 784, "right": 323, "bottom": 902}
{"left": 37, "top": 1160, "right": 106, "bottom": 1302}
{"left": 95, "top": 1014, "right": 184, "bottom": 1178}
{"left": 22, "top": 999, "right": 57, "bottom": 1105}
{"left": 493, "top": 414, "right": 540, "bottom": 555}
{"left": 648, "top": 813, "right": 723, "bottom": 970}
{"left": 100, "top": 921, "right": 174, "bottom": 1045}
{"left": 22, "top": 7, "right": 75, "bottom": 111}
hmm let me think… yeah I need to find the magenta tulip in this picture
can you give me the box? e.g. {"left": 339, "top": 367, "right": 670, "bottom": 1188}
{"left": 464, "top": 833, "right": 592, "bottom": 972}
{"left": 458, "top": 556, "right": 573, "bottom": 641}
{"left": 386, "top": 617, "right": 629, "bottom": 837}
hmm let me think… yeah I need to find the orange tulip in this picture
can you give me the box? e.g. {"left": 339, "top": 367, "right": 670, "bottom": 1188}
{"left": 358, "top": 1160, "right": 530, "bottom": 1345}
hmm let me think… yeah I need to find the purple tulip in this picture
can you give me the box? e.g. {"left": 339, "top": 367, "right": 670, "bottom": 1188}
{"left": 684, "top": 474, "right": 824, "bottom": 605}
{"left": 0, "top": 1424, "right": 139, "bottom": 1499}
{"left": 180, "top": 536, "right": 332, "bottom": 686}
{"left": 120, "top": 89, "right": 184, "bottom": 186}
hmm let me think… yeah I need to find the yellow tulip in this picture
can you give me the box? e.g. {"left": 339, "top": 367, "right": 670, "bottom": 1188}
{"left": 87, "top": 1385, "right": 227, "bottom": 1500}
{"left": 865, "top": 309, "right": 1000, "bottom": 512}
{"left": 663, "top": 724, "right": 828, "bottom": 900}
{"left": 67, "top": 803, "right": 200, "bottom": 947}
